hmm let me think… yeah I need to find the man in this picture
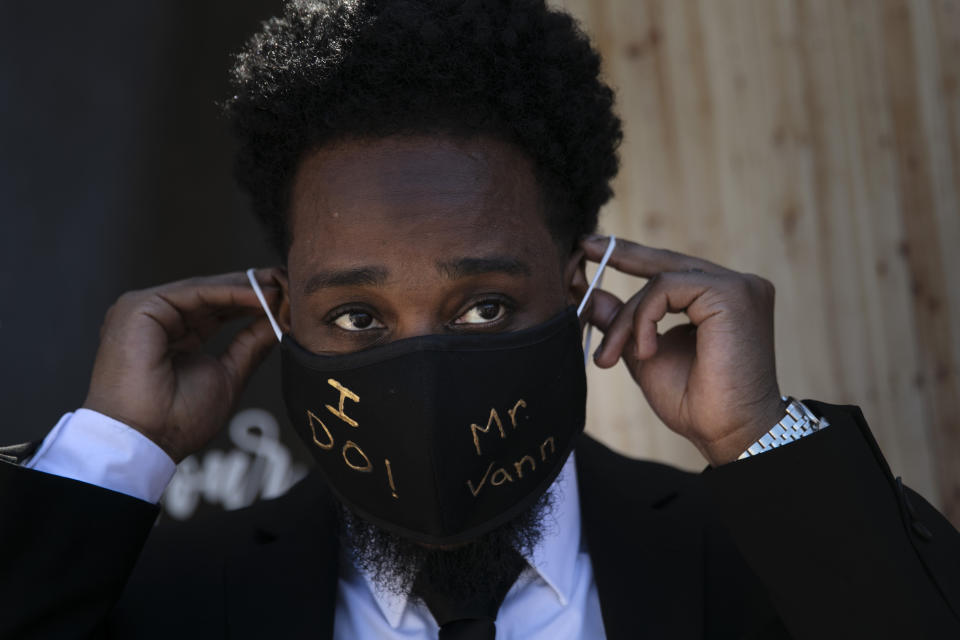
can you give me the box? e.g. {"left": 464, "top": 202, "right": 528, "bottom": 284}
{"left": 1, "top": 1, "right": 958, "bottom": 638}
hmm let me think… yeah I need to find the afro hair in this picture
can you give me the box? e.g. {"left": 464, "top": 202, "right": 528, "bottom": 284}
{"left": 225, "top": 0, "right": 622, "bottom": 258}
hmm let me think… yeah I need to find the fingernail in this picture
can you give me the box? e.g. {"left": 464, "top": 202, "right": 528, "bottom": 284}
{"left": 585, "top": 233, "right": 607, "bottom": 243}
{"left": 593, "top": 345, "right": 602, "bottom": 361}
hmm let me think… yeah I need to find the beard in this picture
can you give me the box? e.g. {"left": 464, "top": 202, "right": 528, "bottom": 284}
{"left": 337, "top": 491, "right": 555, "bottom": 605}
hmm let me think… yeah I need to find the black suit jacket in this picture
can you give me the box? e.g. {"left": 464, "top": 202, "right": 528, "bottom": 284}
{"left": 2, "top": 400, "right": 959, "bottom": 638}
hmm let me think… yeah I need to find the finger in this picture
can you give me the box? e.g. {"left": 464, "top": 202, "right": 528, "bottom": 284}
{"left": 581, "top": 235, "right": 726, "bottom": 279}
{"left": 592, "top": 287, "right": 646, "bottom": 368}
{"left": 167, "top": 307, "right": 266, "bottom": 352}
{"left": 633, "top": 323, "right": 698, "bottom": 398}
{"left": 147, "top": 268, "right": 283, "bottom": 320}
{"left": 580, "top": 287, "right": 624, "bottom": 334}
{"left": 594, "top": 270, "right": 724, "bottom": 366}
{"left": 630, "top": 271, "right": 725, "bottom": 360}
{"left": 129, "top": 269, "right": 283, "bottom": 342}
{"left": 218, "top": 317, "right": 279, "bottom": 400}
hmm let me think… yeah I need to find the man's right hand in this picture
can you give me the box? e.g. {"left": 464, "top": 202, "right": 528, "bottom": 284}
{"left": 81, "top": 269, "right": 283, "bottom": 463}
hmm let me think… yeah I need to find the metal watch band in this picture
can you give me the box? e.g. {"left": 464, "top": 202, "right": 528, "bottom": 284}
{"left": 737, "top": 396, "right": 830, "bottom": 460}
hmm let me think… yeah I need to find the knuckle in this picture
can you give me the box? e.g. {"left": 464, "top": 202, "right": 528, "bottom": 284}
{"left": 641, "top": 274, "right": 668, "bottom": 300}
{"left": 115, "top": 290, "right": 139, "bottom": 306}
{"left": 744, "top": 273, "right": 775, "bottom": 297}
{"left": 131, "top": 289, "right": 162, "bottom": 309}
{"left": 760, "top": 278, "right": 776, "bottom": 299}
{"left": 728, "top": 274, "right": 755, "bottom": 296}
{"left": 134, "top": 294, "right": 165, "bottom": 315}
{"left": 101, "top": 304, "right": 120, "bottom": 330}
{"left": 109, "top": 292, "right": 142, "bottom": 320}
{"left": 647, "top": 272, "right": 666, "bottom": 288}
{"left": 117, "top": 287, "right": 158, "bottom": 309}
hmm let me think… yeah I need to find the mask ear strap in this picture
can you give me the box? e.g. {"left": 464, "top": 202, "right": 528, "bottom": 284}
{"left": 577, "top": 236, "right": 616, "bottom": 317}
{"left": 576, "top": 236, "right": 616, "bottom": 365}
{"left": 246, "top": 235, "right": 616, "bottom": 349}
{"left": 246, "top": 268, "right": 283, "bottom": 342}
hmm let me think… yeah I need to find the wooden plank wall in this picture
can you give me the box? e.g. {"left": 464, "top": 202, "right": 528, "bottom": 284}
{"left": 552, "top": 0, "right": 960, "bottom": 525}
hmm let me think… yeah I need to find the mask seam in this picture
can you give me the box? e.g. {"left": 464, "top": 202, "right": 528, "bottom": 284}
{"left": 422, "top": 346, "right": 448, "bottom": 535}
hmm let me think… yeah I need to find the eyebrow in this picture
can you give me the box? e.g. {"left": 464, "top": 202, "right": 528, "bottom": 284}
{"left": 436, "top": 256, "right": 532, "bottom": 280}
{"left": 302, "top": 266, "right": 389, "bottom": 294}
{"left": 302, "top": 255, "right": 531, "bottom": 295}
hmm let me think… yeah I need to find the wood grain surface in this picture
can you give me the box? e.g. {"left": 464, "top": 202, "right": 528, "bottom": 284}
{"left": 552, "top": 0, "right": 960, "bottom": 525}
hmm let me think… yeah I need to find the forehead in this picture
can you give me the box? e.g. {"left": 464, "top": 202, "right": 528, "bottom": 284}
{"left": 286, "top": 135, "right": 558, "bottom": 280}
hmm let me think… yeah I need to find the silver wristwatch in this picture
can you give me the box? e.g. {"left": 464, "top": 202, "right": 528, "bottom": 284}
{"left": 737, "top": 396, "right": 830, "bottom": 460}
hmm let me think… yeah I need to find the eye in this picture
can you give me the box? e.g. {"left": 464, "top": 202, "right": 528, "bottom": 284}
{"left": 454, "top": 300, "right": 506, "bottom": 325}
{"left": 331, "top": 310, "right": 385, "bottom": 331}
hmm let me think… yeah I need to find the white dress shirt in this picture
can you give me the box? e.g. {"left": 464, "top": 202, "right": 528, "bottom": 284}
{"left": 25, "top": 409, "right": 177, "bottom": 503}
{"left": 25, "top": 410, "right": 607, "bottom": 639}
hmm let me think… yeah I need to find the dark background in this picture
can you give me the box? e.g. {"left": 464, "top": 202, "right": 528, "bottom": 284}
{"left": 1, "top": 1, "right": 310, "bottom": 519}
{"left": 3, "top": 1, "right": 958, "bottom": 527}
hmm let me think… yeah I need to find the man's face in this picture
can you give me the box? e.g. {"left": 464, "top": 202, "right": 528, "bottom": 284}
{"left": 277, "top": 134, "right": 583, "bottom": 597}
{"left": 278, "top": 135, "right": 580, "bottom": 350}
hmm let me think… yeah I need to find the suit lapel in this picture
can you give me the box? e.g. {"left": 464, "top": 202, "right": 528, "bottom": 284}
{"left": 217, "top": 438, "right": 707, "bottom": 639}
{"left": 223, "top": 474, "right": 341, "bottom": 639}
{"left": 576, "top": 436, "right": 705, "bottom": 640}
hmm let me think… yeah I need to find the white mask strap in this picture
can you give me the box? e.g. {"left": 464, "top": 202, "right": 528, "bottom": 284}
{"left": 246, "top": 268, "right": 283, "bottom": 342}
{"left": 577, "top": 235, "right": 616, "bottom": 365}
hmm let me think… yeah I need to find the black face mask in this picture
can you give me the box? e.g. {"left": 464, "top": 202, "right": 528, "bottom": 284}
{"left": 246, "top": 239, "right": 615, "bottom": 545}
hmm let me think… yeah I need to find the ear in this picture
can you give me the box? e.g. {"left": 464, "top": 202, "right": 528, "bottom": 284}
{"left": 563, "top": 247, "right": 589, "bottom": 329}
{"left": 273, "top": 266, "right": 293, "bottom": 334}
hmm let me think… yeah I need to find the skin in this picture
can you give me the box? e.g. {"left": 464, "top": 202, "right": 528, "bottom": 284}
{"left": 83, "top": 134, "right": 786, "bottom": 468}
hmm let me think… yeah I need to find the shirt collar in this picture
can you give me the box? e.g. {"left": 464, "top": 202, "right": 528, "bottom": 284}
{"left": 357, "top": 453, "right": 582, "bottom": 629}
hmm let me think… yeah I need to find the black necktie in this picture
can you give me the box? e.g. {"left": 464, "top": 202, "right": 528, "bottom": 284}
{"left": 413, "top": 547, "right": 527, "bottom": 640}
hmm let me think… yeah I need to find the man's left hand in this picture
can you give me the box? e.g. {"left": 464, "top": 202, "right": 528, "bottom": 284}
{"left": 579, "top": 235, "right": 787, "bottom": 466}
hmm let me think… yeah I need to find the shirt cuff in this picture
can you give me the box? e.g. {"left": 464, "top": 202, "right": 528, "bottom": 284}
{"left": 25, "top": 408, "right": 177, "bottom": 504}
